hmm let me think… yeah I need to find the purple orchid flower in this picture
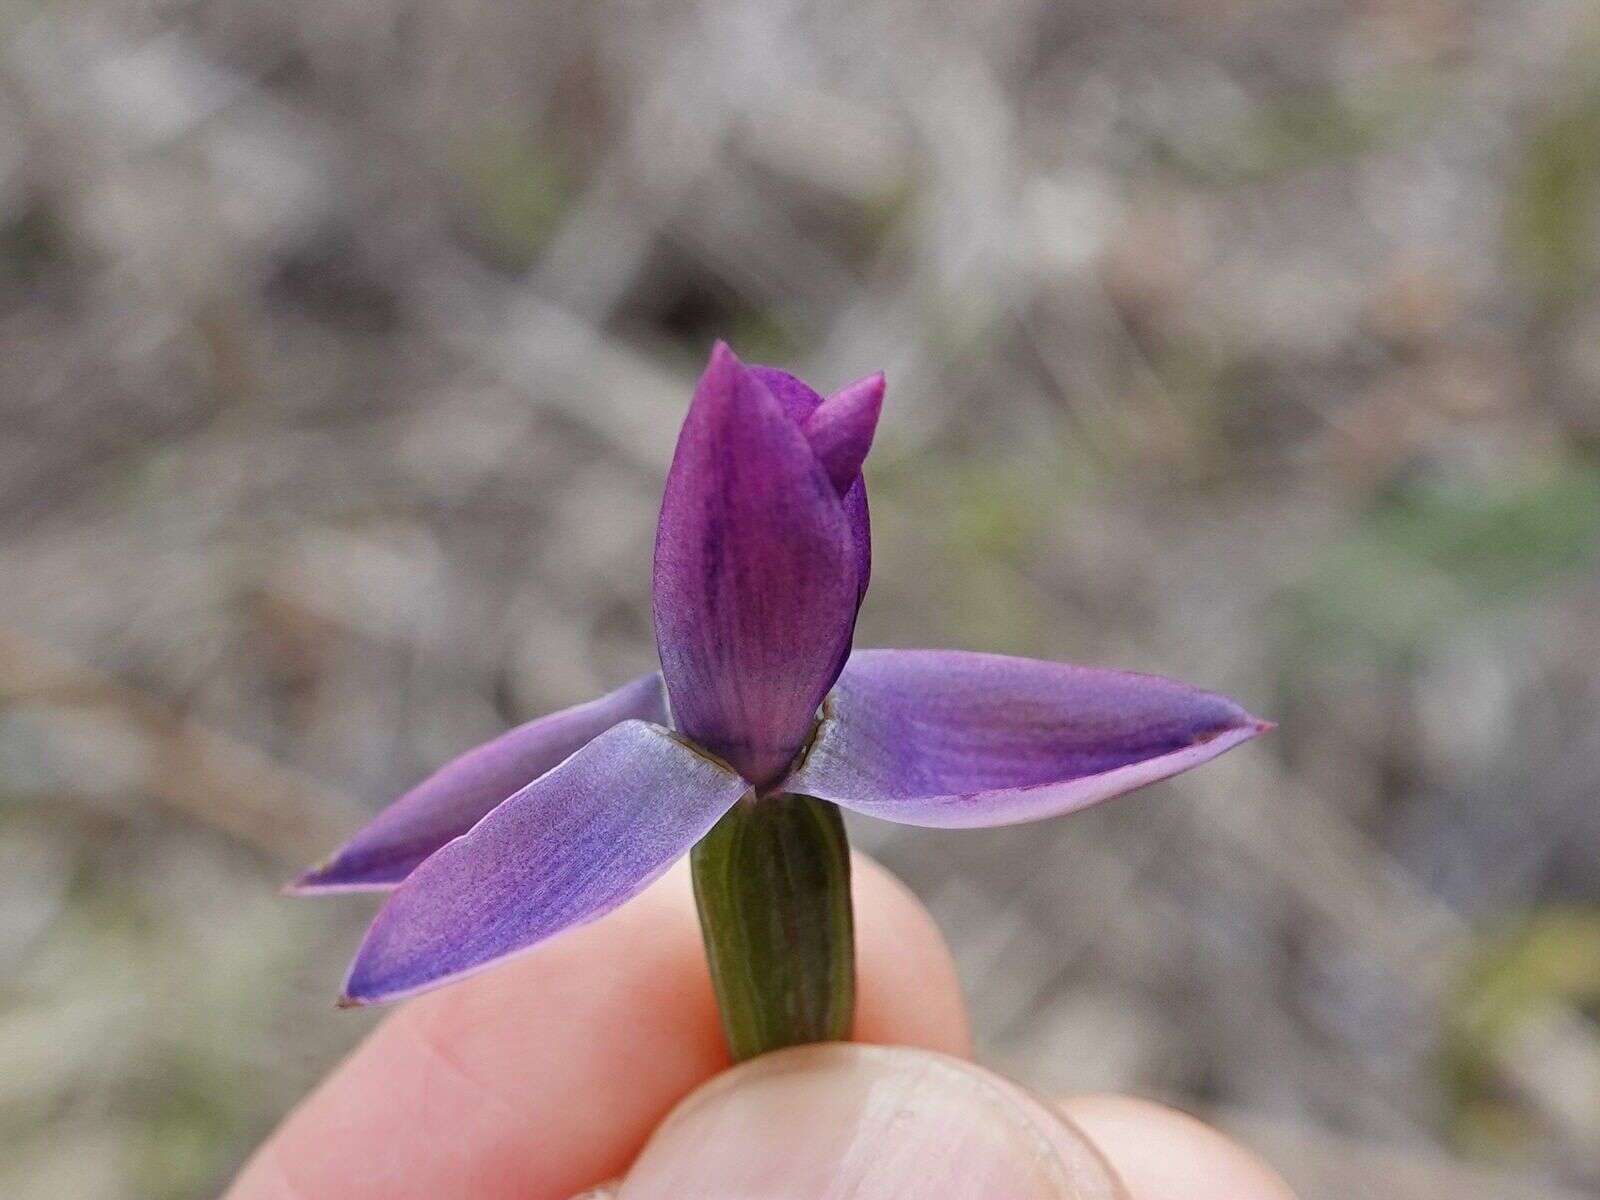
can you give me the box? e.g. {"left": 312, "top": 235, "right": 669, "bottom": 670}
{"left": 297, "top": 342, "right": 1268, "bottom": 1006}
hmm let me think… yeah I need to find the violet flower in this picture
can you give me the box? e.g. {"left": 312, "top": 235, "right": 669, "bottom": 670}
{"left": 297, "top": 343, "right": 1268, "bottom": 1020}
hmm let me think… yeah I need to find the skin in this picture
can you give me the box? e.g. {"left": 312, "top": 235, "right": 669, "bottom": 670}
{"left": 226, "top": 857, "right": 1293, "bottom": 1200}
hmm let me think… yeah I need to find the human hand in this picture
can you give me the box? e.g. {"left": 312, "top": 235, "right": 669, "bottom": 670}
{"left": 226, "top": 857, "right": 1294, "bottom": 1199}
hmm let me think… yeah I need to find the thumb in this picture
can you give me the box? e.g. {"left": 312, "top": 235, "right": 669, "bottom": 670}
{"left": 585, "top": 1044, "right": 1126, "bottom": 1199}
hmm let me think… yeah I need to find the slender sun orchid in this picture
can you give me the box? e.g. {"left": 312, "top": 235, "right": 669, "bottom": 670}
{"left": 296, "top": 342, "right": 1269, "bottom": 1058}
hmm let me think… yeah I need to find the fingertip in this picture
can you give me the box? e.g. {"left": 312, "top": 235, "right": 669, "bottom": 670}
{"left": 617, "top": 1045, "right": 1122, "bottom": 1200}
{"left": 851, "top": 855, "right": 971, "bottom": 1057}
{"left": 1060, "top": 1094, "right": 1297, "bottom": 1200}
{"left": 228, "top": 855, "right": 970, "bottom": 1199}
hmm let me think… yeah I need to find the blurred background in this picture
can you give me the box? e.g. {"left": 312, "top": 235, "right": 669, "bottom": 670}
{"left": 2, "top": 0, "right": 1599, "bottom": 1196}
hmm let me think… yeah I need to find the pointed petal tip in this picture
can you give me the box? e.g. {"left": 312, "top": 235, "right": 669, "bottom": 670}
{"left": 338, "top": 956, "right": 389, "bottom": 1007}
{"left": 822, "top": 372, "right": 885, "bottom": 420}
{"left": 1187, "top": 701, "right": 1272, "bottom": 749}
{"left": 692, "top": 340, "right": 763, "bottom": 420}
{"left": 283, "top": 860, "right": 402, "bottom": 896}
{"left": 284, "top": 856, "right": 342, "bottom": 895}
{"left": 845, "top": 370, "right": 887, "bottom": 403}
{"left": 283, "top": 861, "right": 333, "bottom": 896}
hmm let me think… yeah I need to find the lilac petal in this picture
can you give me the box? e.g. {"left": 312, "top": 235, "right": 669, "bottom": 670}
{"left": 292, "top": 673, "right": 668, "bottom": 892}
{"left": 781, "top": 649, "right": 1269, "bottom": 828}
{"left": 341, "top": 720, "right": 750, "bottom": 1005}
{"left": 653, "top": 343, "right": 861, "bottom": 786}
{"left": 802, "top": 373, "right": 884, "bottom": 495}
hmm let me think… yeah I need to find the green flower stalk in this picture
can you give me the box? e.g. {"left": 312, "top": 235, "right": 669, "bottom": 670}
{"left": 692, "top": 794, "right": 854, "bottom": 1061}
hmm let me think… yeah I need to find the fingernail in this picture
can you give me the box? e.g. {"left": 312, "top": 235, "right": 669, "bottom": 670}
{"left": 615, "top": 1044, "right": 1125, "bottom": 1199}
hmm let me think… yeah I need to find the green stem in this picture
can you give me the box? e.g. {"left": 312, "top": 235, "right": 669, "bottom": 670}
{"left": 690, "top": 792, "right": 855, "bottom": 1062}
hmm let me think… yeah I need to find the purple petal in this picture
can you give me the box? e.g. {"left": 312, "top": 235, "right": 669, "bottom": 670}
{"left": 292, "top": 673, "right": 667, "bottom": 892}
{"left": 840, "top": 474, "right": 872, "bottom": 605}
{"left": 748, "top": 364, "right": 826, "bottom": 426}
{"left": 802, "top": 372, "right": 884, "bottom": 495}
{"left": 748, "top": 365, "right": 874, "bottom": 601}
{"left": 653, "top": 343, "right": 861, "bottom": 785}
{"left": 781, "top": 649, "right": 1269, "bottom": 828}
{"left": 341, "top": 720, "right": 750, "bottom": 1004}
